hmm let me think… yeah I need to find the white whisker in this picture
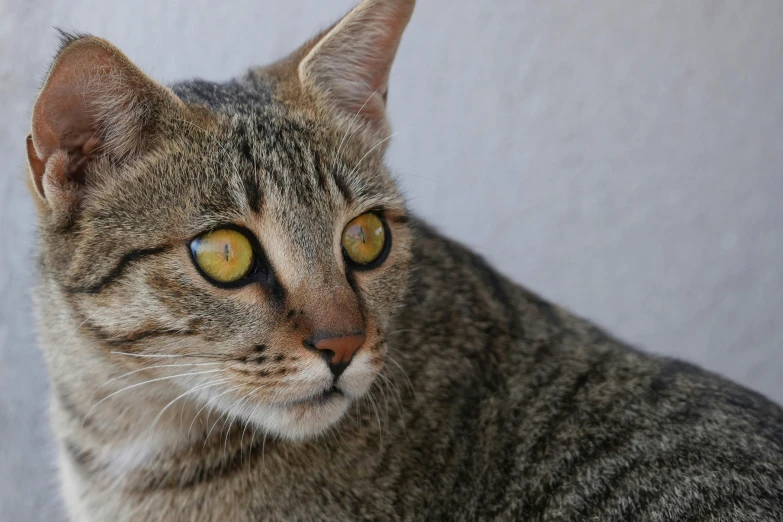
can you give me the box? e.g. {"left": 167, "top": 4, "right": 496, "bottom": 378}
{"left": 110, "top": 351, "right": 225, "bottom": 360}
{"left": 53, "top": 312, "right": 95, "bottom": 365}
{"left": 203, "top": 388, "right": 257, "bottom": 454}
{"left": 188, "top": 385, "right": 244, "bottom": 439}
{"left": 347, "top": 131, "right": 401, "bottom": 178}
{"left": 366, "top": 390, "right": 383, "bottom": 451}
{"left": 330, "top": 79, "right": 391, "bottom": 175}
{"left": 82, "top": 369, "right": 223, "bottom": 427}
{"left": 90, "top": 362, "right": 221, "bottom": 404}
{"left": 241, "top": 400, "right": 264, "bottom": 463}
{"left": 223, "top": 388, "right": 263, "bottom": 456}
{"left": 385, "top": 354, "right": 416, "bottom": 400}
{"left": 147, "top": 378, "right": 231, "bottom": 444}
{"left": 378, "top": 371, "right": 405, "bottom": 419}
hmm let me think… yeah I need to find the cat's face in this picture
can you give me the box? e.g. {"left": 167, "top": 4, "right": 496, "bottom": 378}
{"left": 28, "top": 0, "right": 416, "bottom": 440}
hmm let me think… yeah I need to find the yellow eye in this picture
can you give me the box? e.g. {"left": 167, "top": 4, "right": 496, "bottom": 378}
{"left": 341, "top": 213, "right": 387, "bottom": 266}
{"left": 191, "top": 228, "right": 254, "bottom": 284}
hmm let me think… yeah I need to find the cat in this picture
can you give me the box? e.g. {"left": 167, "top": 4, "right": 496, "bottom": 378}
{"left": 25, "top": 0, "right": 783, "bottom": 520}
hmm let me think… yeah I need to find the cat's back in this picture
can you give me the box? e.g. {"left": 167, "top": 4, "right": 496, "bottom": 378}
{"left": 392, "top": 219, "right": 783, "bottom": 521}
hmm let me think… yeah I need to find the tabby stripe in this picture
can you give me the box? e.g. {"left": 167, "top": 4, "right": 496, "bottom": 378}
{"left": 287, "top": 135, "right": 307, "bottom": 173}
{"left": 526, "top": 390, "right": 637, "bottom": 516}
{"left": 62, "top": 247, "right": 167, "bottom": 294}
{"left": 264, "top": 126, "right": 289, "bottom": 194}
{"left": 242, "top": 173, "right": 263, "bottom": 214}
{"left": 313, "top": 149, "right": 330, "bottom": 195}
{"left": 83, "top": 320, "right": 197, "bottom": 347}
{"left": 679, "top": 490, "right": 783, "bottom": 522}
{"left": 237, "top": 132, "right": 263, "bottom": 214}
{"left": 462, "top": 248, "right": 515, "bottom": 315}
{"left": 577, "top": 452, "right": 647, "bottom": 519}
{"left": 384, "top": 213, "right": 409, "bottom": 225}
{"left": 513, "top": 352, "right": 614, "bottom": 516}
{"left": 64, "top": 439, "right": 99, "bottom": 477}
{"left": 54, "top": 384, "right": 91, "bottom": 429}
{"left": 638, "top": 452, "right": 782, "bottom": 519}
{"left": 542, "top": 350, "right": 614, "bottom": 436}
{"left": 578, "top": 398, "right": 709, "bottom": 519}
{"left": 331, "top": 170, "right": 354, "bottom": 203}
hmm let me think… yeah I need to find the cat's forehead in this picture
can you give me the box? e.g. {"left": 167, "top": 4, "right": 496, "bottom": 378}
{"left": 89, "top": 77, "right": 404, "bottom": 250}
{"left": 162, "top": 78, "right": 401, "bottom": 218}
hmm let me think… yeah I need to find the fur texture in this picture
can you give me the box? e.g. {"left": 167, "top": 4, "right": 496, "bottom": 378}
{"left": 27, "top": 1, "right": 783, "bottom": 520}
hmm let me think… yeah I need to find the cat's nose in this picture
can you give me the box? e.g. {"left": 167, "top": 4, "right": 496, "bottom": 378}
{"left": 308, "top": 332, "right": 366, "bottom": 378}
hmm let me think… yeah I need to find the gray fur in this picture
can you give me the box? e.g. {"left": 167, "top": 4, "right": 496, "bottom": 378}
{"left": 27, "top": 2, "right": 783, "bottom": 521}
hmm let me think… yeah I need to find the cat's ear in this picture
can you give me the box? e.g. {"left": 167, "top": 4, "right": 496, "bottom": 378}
{"left": 27, "top": 32, "right": 183, "bottom": 207}
{"left": 298, "top": 0, "right": 415, "bottom": 139}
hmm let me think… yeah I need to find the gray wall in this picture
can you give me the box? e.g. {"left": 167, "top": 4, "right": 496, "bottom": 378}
{"left": 1, "top": 1, "right": 782, "bottom": 519}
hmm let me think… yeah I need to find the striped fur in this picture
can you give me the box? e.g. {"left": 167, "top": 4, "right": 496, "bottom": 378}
{"left": 28, "top": 1, "right": 783, "bottom": 521}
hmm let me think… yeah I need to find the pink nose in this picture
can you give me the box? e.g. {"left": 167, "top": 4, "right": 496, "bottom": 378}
{"left": 314, "top": 333, "right": 366, "bottom": 365}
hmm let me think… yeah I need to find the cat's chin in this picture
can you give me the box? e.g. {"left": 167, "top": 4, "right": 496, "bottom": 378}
{"left": 212, "top": 351, "right": 381, "bottom": 440}
{"left": 252, "top": 350, "right": 381, "bottom": 440}
{"left": 242, "top": 393, "right": 353, "bottom": 441}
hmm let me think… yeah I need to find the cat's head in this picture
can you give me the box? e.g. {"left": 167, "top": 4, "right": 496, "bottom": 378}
{"left": 27, "top": 0, "right": 415, "bottom": 440}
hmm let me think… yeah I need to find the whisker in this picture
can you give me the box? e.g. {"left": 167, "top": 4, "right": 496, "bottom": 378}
{"left": 348, "top": 121, "right": 455, "bottom": 181}
{"left": 203, "top": 388, "right": 257, "bottom": 454}
{"left": 188, "top": 385, "right": 244, "bottom": 439}
{"left": 347, "top": 131, "right": 401, "bottom": 178}
{"left": 385, "top": 354, "right": 417, "bottom": 400}
{"left": 90, "top": 362, "right": 221, "bottom": 404}
{"left": 330, "top": 80, "right": 391, "bottom": 175}
{"left": 223, "top": 388, "right": 263, "bottom": 456}
{"left": 372, "top": 379, "right": 391, "bottom": 428}
{"left": 365, "top": 390, "right": 383, "bottom": 451}
{"left": 110, "top": 351, "right": 228, "bottom": 360}
{"left": 147, "top": 378, "right": 230, "bottom": 444}
{"left": 345, "top": 121, "right": 472, "bottom": 188}
{"left": 385, "top": 328, "right": 422, "bottom": 337}
{"left": 241, "top": 400, "right": 264, "bottom": 463}
{"left": 378, "top": 371, "right": 405, "bottom": 421}
{"left": 82, "top": 369, "right": 223, "bottom": 427}
{"left": 54, "top": 312, "right": 96, "bottom": 365}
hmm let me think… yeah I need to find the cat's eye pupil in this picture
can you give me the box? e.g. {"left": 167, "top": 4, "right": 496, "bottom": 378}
{"left": 341, "top": 213, "right": 387, "bottom": 266}
{"left": 191, "top": 228, "right": 255, "bottom": 285}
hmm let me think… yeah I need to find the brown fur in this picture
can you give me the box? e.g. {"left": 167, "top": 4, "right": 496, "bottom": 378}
{"left": 28, "top": 1, "right": 783, "bottom": 521}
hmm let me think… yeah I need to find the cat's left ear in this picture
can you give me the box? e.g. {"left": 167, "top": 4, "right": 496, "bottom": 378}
{"left": 298, "top": 0, "right": 415, "bottom": 140}
{"left": 27, "top": 32, "right": 183, "bottom": 208}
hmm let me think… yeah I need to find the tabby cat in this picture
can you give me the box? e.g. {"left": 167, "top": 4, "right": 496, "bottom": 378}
{"left": 26, "top": 0, "right": 783, "bottom": 520}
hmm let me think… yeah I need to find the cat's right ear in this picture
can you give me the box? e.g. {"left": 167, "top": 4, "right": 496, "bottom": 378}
{"left": 27, "top": 33, "right": 183, "bottom": 209}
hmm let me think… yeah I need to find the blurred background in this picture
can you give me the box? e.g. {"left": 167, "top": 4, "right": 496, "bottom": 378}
{"left": 1, "top": 0, "right": 782, "bottom": 519}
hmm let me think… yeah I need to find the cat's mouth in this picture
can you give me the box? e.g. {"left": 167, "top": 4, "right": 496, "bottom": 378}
{"left": 283, "top": 385, "right": 344, "bottom": 408}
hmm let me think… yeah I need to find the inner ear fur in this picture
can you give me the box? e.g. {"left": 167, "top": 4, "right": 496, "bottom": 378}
{"left": 28, "top": 32, "right": 183, "bottom": 205}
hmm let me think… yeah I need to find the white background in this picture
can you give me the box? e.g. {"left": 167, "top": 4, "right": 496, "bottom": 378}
{"left": 1, "top": 1, "right": 781, "bottom": 519}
